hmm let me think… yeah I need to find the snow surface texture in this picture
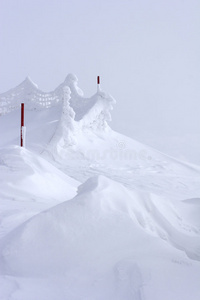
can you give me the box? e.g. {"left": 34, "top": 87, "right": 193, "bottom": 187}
{"left": 0, "top": 74, "right": 200, "bottom": 300}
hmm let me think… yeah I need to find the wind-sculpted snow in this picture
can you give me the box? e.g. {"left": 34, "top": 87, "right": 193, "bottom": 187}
{"left": 0, "top": 76, "right": 200, "bottom": 299}
{"left": 45, "top": 125, "right": 200, "bottom": 200}
{"left": 0, "top": 146, "right": 78, "bottom": 199}
{"left": 1, "top": 176, "right": 200, "bottom": 299}
{"left": 0, "top": 77, "right": 60, "bottom": 113}
{"left": 0, "top": 74, "right": 115, "bottom": 132}
{"left": 0, "top": 146, "right": 79, "bottom": 238}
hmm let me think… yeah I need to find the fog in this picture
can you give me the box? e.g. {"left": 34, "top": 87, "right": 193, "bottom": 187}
{"left": 0, "top": 0, "right": 200, "bottom": 163}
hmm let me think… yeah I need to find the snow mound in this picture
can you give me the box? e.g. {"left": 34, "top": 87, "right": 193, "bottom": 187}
{"left": 1, "top": 176, "right": 200, "bottom": 280}
{"left": 0, "top": 146, "right": 79, "bottom": 202}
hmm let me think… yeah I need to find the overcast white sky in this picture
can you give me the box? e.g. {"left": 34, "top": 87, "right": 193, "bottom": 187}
{"left": 0, "top": 0, "right": 200, "bottom": 161}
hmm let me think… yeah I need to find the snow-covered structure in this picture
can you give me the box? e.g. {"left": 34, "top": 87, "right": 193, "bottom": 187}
{"left": 0, "top": 74, "right": 116, "bottom": 131}
{"left": 57, "top": 86, "right": 76, "bottom": 146}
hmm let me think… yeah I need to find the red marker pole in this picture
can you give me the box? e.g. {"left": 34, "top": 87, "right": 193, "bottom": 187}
{"left": 97, "top": 76, "right": 100, "bottom": 92}
{"left": 21, "top": 103, "right": 24, "bottom": 147}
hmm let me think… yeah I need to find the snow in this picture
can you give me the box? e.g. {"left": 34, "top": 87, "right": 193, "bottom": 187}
{"left": 0, "top": 75, "right": 200, "bottom": 300}
{"left": 0, "top": 146, "right": 79, "bottom": 239}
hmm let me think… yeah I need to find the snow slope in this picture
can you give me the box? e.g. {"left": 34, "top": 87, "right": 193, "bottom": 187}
{"left": 0, "top": 75, "right": 200, "bottom": 300}
{"left": 0, "top": 146, "right": 79, "bottom": 239}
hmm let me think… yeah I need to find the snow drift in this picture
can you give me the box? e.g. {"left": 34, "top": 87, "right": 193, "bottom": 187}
{"left": 0, "top": 146, "right": 78, "bottom": 201}
{"left": 0, "top": 74, "right": 200, "bottom": 300}
{"left": 1, "top": 175, "right": 200, "bottom": 299}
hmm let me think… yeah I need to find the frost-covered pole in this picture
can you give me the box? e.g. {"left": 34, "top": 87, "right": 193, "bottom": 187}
{"left": 20, "top": 103, "right": 26, "bottom": 147}
{"left": 97, "top": 76, "right": 100, "bottom": 92}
